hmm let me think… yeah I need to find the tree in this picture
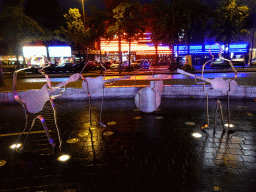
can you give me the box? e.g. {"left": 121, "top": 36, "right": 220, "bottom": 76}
{"left": 57, "top": 8, "right": 94, "bottom": 63}
{"left": 209, "top": 0, "right": 250, "bottom": 49}
{"left": 144, "top": 0, "right": 169, "bottom": 66}
{"left": 173, "top": 0, "right": 211, "bottom": 53}
{"left": 0, "top": 60, "right": 4, "bottom": 87}
{"left": 111, "top": 1, "right": 145, "bottom": 67}
{"left": 88, "top": 6, "right": 109, "bottom": 65}
{"left": 0, "top": 0, "right": 44, "bottom": 68}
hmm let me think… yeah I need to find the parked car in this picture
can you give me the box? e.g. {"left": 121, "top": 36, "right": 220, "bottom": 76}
{"left": 43, "top": 62, "right": 75, "bottom": 73}
{"left": 130, "top": 59, "right": 150, "bottom": 69}
{"left": 73, "top": 61, "right": 100, "bottom": 72}
{"left": 251, "top": 58, "right": 256, "bottom": 66}
{"left": 210, "top": 58, "right": 229, "bottom": 69}
{"left": 1, "top": 60, "right": 28, "bottom": 72}
{"left": 110, "top": 61, "right": 129, "bottom": 70}
{"left": 231, "top": 54, "right": 246, "bottom": 66}
{"left": 101, "top": 61, "right": 112, "bottom": 69}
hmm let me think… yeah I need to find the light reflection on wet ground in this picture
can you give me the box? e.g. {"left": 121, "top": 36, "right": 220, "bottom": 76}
{"left": 0, "top": 98, "right": 256, "bottom": 191}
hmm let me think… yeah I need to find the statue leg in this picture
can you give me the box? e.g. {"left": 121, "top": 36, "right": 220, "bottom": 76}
{"left": 20, "top": 115, "right": 56, "bottom": 151}
{"left": 218, "top": 100, "right": 226, "bottom": 134}
{"left": 50, "top": 99, "right": 62, "bottom": 151}
{"left": 213, "top": 100, "right": 226, "bottom": 134}
{"left": 37, "top": 115, "right": 56, "bottom": 149}
{"left": 213, "top": 100, "right": 219, "bottom": 134}
{"left": 15, "top": 113, "right": 29, "bottom": 148}
{"left": 201, "top": 92, "right": 209, "bottom": 130}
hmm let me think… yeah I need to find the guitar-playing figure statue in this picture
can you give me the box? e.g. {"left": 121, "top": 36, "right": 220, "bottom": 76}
{"left": 80, "top": 62, "right": 130, "bottom": 128}
{"left": 177, "top": 43, "right": 238, "bottom": 133}
{"left": 12, "top": 58, "right": 80, "bottom": 152}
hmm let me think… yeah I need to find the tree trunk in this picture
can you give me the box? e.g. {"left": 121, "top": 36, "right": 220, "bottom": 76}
{"left": 0, "top": 63, "right": 4, "bottom": 86}
{"left": 128, "top": 37, "right": 131, "bottom": 67}
{"left": 154, "top": 43, "right": 158, "bottom": 66}
{"left": 118, "top": 30, "right": 122, "bottom": 73}
{"left": 78, "top": 44, "right": 82, "bottom": 64}
{"left": 15, "top": 34, "right": 20, "bottom": 69}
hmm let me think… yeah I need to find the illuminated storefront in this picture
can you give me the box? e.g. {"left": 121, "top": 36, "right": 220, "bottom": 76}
{"left": 23, "top": 46, "right": 48, "bottom": 67}
{"left": 100, "top": 33, "right": 249, "bottom": 65}
{"left": 23, "top": 46, "right": 73, "bottom": 67}
{"left": 100, "top": 33, "right": 172, "bottom": 61}
{"left": 48, "top": 46, "right": 73, "bottom": 65}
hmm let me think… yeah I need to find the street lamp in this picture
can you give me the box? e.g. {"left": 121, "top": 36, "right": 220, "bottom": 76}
{"left": 81, "top": 0, "right": 85, "bottom": 23}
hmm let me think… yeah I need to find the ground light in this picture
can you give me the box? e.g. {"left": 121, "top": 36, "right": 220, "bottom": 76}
{"left": 66, "top": 138, "right": 79, "bottom": 144}
{"left": 0, "top": 160, "right": 6, "bottom": 167}
{"left": 9, "top": 143, "right": 22, "bottom": 149}
{"left": 185, "top": 122, "right": 196, "bottom": 125}
{"left": 192, "top": 133, "right": 203, "bottom": 138}
{"left": 224, "top": 124, "right": 234, "bottom": 128}
{"left": 103, "top": 131, "right": 115, "bottom": 136}
{"left": 57, "top": 154, "right": 71, "bottom": 162}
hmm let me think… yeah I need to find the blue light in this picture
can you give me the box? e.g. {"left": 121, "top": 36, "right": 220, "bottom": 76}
{"left": 190, "top": 46, "right": 202, "bottom": 50}
{"left": 229, "top": 44, "right": 248, "bottom": 49}
{"left": 205, "top": 45, "right": 225, "bottom": 50}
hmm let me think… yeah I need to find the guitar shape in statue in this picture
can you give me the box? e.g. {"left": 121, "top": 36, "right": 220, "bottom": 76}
{"left": 177, "top": 69, "right": 237, "bottom": 95}
{"left": 20, "top": 73, "right": 80, "bottom": 114}
{"left": 82, "top": 75, "right": 130, "bottom": 94}
{"left": 134, "top": 80, "right": 163, "bottom": 113}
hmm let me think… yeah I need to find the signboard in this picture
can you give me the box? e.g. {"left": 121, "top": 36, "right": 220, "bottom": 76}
{"left": 48, "top": 46, "right": 72, "bottom": 57}
{"left": 23, "top": 46, "right": 47, "bottom": 57}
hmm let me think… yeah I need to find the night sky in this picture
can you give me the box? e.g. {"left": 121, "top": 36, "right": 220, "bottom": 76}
{"left": 0, "top": 0, "right": 219, "bottom": 15}
{"left": 59, "top": 0, "right": 105, "bottom": 14}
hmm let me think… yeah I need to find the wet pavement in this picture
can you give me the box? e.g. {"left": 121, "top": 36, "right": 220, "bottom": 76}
{"left": 0, "top": 98, "right": 256, "bottom": 191}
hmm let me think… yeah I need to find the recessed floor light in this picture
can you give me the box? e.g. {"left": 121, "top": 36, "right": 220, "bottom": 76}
{"left": 247, "top": 113, "right": 253, "bottom": 116}
{"left": 192, "top": 133, "right": 202, "bottom": 138}
{"left": 67, "top": 138, "right": 79, "bottom": 143}
{"left": 185, "top": 122, "right": 195, "bottom": 125}
{"left": 133, "top": 116, "right": 141, "bottom": 120}
{"left": 9, "top": 143, "right": 22, "bottom": 149}
{"left": 155, "top": 116, "right": 164, "bottom": 119}
{"left": 133, "top": 109, "right": 140, "bottom": 112}
{"left": 57, "top": 154, "right": 71, "bottom": 162}
{"left": 107, "top": 121, "right": 117, "bottom": 126}
{"left": 103, "top": 131, "right": 114, "bottom": 136}
{"left": 78, "top": 132, "right": 89, "bottom": 137}
{"left": 224, "top": 124, "right": 234, "bottom": 128}
{"left": 0, "top": 160, "right": 6, "bottom": 167}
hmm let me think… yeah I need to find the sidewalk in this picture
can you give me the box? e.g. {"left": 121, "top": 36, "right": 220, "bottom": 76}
{"left": 0, "top": 98, "right": 256, "bottom": 191}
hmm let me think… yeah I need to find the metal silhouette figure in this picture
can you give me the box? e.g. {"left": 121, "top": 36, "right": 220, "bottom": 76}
{"left": 177, "top": 43, "right": 238, "bottom": 133}
{"left": 80, "top": 62, "right": 130, "bottom": 127}
{"left": 13, "top": 58, "right": 80, "bottom": 152}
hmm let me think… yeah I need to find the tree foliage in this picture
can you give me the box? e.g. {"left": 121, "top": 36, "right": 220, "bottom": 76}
{"left": 144, "top": 0, "right": 169, "bottom": 64}
{"left": 57, "top": 8, "right": 94, "bottom": 62}
{"left": 0, "top": 0, "right": 44, "bottom": 67}
{"left": 210, "top": 0, "right": 250, "bottom": 44}
{"left": 110, "top": 1, "right": 145, "bottom": 65}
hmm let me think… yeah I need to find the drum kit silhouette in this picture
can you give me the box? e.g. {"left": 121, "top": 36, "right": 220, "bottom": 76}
{"left": 12, "top": 43, "right": 238, "bottom": 152}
